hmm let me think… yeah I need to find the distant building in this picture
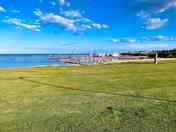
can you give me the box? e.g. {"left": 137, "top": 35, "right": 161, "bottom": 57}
{"left": 112, "top": 53, "right": 120, "bottom": 57}
{"left": 98, "top": 53, "right": 106, "bottom": 57}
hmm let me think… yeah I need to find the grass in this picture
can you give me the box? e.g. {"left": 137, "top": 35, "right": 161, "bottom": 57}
{"left": 0, "top": 60, "right": 176, "bottom": 131}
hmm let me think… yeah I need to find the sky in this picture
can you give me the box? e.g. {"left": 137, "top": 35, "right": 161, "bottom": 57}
{"left": 0, "top": 0, "right": 176, "bottom": 53}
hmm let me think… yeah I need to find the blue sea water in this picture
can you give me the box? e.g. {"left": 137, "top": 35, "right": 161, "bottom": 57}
{"left": 0, "top": 54, "right": 62, "bottom": 68}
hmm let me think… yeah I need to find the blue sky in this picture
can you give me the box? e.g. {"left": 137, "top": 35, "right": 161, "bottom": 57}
{"left": 0, "top": 0, "right": 176, "bottom": 53}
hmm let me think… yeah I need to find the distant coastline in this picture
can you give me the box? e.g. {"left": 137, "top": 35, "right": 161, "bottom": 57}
{"left": 32, "top": 58, "right": 176, "bottom": 68}
{"left": 0, "top": 51, "right": 176, "bottom": 68}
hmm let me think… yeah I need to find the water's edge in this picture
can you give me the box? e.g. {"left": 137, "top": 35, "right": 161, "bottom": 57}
{"left": 0, "top": 54, "right": 72, "bottom": 68}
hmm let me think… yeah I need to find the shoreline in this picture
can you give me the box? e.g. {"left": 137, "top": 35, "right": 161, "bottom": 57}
{"left": 32, "top": 58, "right": 176, "bottom": 68}
{"left": 1, "top": 58, "right": 176, "bottom": 69}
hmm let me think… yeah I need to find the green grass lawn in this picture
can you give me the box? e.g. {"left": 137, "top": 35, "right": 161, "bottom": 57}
{"left": 1, "top": 60, "right": 176, "bottom": 132}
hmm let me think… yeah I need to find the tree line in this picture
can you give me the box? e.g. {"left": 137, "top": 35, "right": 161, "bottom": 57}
{"left": 121, "top": 49, "right": 176, "bottom": 58}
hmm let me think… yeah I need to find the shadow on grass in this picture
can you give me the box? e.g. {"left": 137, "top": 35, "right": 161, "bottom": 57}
{"left": 19, "top": 77, "right": 176, "bottom": 104}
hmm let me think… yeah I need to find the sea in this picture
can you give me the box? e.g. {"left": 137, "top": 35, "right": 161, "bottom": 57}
{"left": 0, "top": 54, "right": 85, "bottom": 68}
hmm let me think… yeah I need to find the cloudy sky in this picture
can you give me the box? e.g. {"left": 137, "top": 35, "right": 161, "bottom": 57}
{"left": 0, "top": 0, "right": 176, "bottom": 53}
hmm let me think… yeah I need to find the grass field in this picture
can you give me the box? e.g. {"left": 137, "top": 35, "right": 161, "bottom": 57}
{"left": 1, "top": 60, "right": 176, "bottom": 132}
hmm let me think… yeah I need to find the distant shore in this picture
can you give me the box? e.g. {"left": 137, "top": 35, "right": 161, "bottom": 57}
{"left": 112, "top": 58, "right": 176, "bottom": 63}
{"left": 30, "top": 58, "right": 176, "bottom": 68}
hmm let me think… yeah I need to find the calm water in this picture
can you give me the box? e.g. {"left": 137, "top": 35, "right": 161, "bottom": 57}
{"left": 0, "top": 54, "right": 62, "bottom": 68}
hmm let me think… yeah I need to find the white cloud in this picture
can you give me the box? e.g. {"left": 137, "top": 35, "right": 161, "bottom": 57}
{"left": 91, "top": 23, "right": 109, "bottom": 29}
{"left": 35, "top": 11, "right": 76, "bottom": 31}
{"left": 137, "top": 10, "right": 150, "bottom": 18}
{"left": 157, "top": 1, "right": 176, "bottom": 13}
{"left": 3, "top": 18, "right": 40, "bottom": 32}
{"left": 143, "top": 35, "right": 176, "bottom": 41}
{"left": 63, "top": 10, "right": 82, "bottom": 18}
{"left": 112, "top": 38, "right": 120, "bottom": 43}
{"left": 135, "top": 1, "right": 176, "bottom": 30}
{"left": 34, "top": 9, "right": 109, "bottom": 32}
{"left": 78, "top": 23, "right": 109, "bottom": 31}
{"left": 128, "top": 43, "right": 170, "bottom": 50}
{"left": 102, "top": 24, "right": 109, "bottom": 29}
{"left": 112, "top": 38, "right": 137, "bottom": 44}
{"left": 135, "top": 0, "right": 176, "bottom": 15}
{"left": 91, "top": 23, "right": 102, "bottom": 29}
{"left": 74, "top": 18, "right": 92, "bottom": 23}
{"left": 34, "top": 9, "right": 43, "bottom": 16}
{"left": 144, "top": 35, "right": 168, "bottom": 41}
{"left": 58, "top": 0, "right": 65, "bottom": 6}
{"left": 0, "top": 5, "right": 6, "bottom": 12}
{"left": 112, "top": 35, "right": 176, "bottom": 45}
{"left": 144, "top": 18, "right": 168, "bottom": 30}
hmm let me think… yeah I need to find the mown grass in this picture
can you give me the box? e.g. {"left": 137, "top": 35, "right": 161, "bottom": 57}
{"left": 0, "top": 60, "right": 176, "bottom": 131}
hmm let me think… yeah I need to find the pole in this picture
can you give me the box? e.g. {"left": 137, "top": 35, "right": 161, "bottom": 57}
{"left": 154, "top": 52, "right": 158, "bottom": 64}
